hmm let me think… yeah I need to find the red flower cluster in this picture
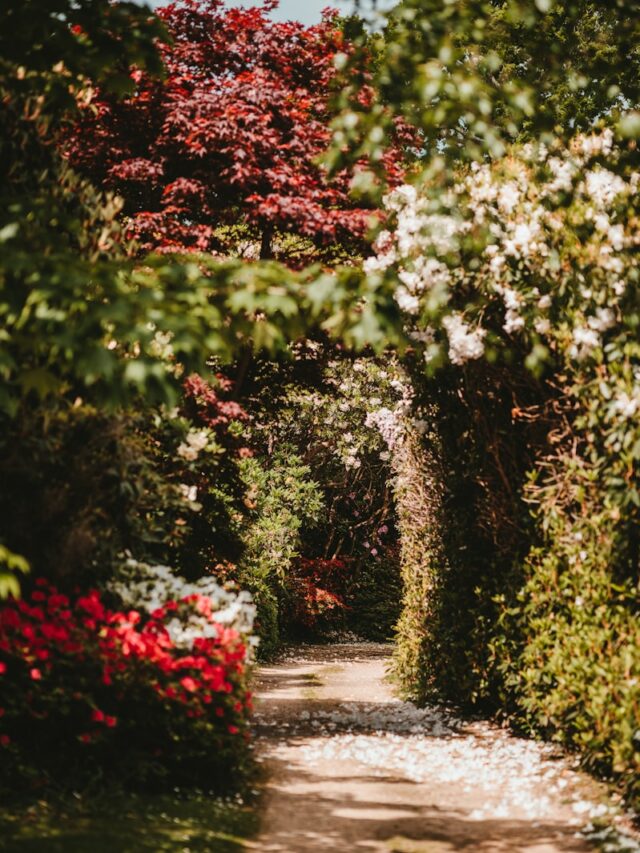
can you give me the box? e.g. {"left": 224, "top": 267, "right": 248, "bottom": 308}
{"left": 182, "top": 373, "right": 248, "bottom": 433}
{"left": 0, "top": 581, "right": 252, "bottom": 769}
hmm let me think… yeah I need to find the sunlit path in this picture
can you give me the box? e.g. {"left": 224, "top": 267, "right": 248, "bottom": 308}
{"left": 250, "top": 644, "right": 606, "bottom": 853}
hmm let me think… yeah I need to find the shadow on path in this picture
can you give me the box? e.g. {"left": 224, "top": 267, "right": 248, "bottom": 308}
{"left": 250, "top": 644, "right": 597, "bottom": 853}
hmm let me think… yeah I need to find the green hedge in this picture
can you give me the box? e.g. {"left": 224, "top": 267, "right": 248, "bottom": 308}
{"left": 392, "top": 368, "right": 640, "bottom": 811}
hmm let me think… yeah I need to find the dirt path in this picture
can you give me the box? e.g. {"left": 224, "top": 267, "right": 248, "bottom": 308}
{"left": 247, "top": 643, "right": 625, "bottom": 853}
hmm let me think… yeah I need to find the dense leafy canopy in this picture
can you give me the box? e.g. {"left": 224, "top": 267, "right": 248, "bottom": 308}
{"left": 65, "top": 0, "right": 406, "bottom": 259}
{"left": 331, "top": 0, "right": 640, "bottom": 168}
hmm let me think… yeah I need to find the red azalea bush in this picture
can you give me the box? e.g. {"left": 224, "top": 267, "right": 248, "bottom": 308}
{"left": 0, "top": 580, "right": 253, "bottom": 794}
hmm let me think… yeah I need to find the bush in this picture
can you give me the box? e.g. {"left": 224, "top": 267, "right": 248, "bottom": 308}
{"left": 347, "top": 544, "right": 402, "bottom": 642}
{"left": 491, "top": 453, "right": 640, "bottom": 810}
{"left": 284, "top": 557, "right": 351, "bottom": 637}
{"left": 237, "top": 447, "right": 324, "bottom": 656}
{"left": 0, "top": 579, "right": 254, "bottom": 796}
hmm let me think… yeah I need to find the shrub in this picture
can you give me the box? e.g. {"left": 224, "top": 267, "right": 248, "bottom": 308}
{"left": 0, "top": 579, "right": 254, "bottom": 796}
{"left": 491, "top": 452, "right": 640, "bottom": 810}
{"left": 237, "top": 447, "right": 324, "bottom": 657}
{"left": 347, "top": 544, "right": 403, "bottom": 642}
{"left": 284, "top": 557, "right": 351, "bottom": 637}
{"left": 372, "top": 133, "right": 640, "bottom": 807}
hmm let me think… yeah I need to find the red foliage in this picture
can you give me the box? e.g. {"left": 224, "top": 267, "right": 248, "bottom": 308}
{"left": 64, "top": 0, "right": 405, "bottom": 256}
{"left": 182, "top": 373, "right": 248, "bottom": 431}
{"left": 287, "top": 556, "right": 351, "bottom": 631}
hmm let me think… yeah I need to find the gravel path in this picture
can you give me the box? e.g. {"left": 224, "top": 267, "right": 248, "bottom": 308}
{"left": 247, "top": 643, "right": 637, "bottom": 853}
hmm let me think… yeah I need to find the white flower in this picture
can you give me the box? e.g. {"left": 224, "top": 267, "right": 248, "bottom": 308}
{"left": 442, "top": 313, "right": 486, "bottom": 365}
{"left": 534, "top": 318, "right": 551, "bottom": 335}
{"left": 366, "top": 406, "right": 404, "bottom": 450}
{"left": 587, "top": 307, "right": 615, "bottom": 333}
{"left": 364, "top": 252, "right": 395, "bottom": 273}
{"left": 537, "top": 294, "right": 552, "bottom": 310}
{"left": 569, "top": 326, "right": 600, "bottom": 360}
{"left": 495, "top": 284, "right": 525, "bottom": 335}
{"left": 578, "top": 128, "right": 614, "bottom": 159}
{"left": 504, "top": 221, "right": 540, "bottom": 258}
{"left": 177, "top": 429, "right": 210, "bottom": 461}
{"left": 178, "top": 483, "right": 198, "bottom": 503}
{"left": 584, "top": 168, "right": 626, "bottom": 208}
{"left": 612, "top": 391, "right": 640, "bottom": 419}
{"left": 150, "top": 329, "right": 174, "bottom": 360}
{"left": 395, "top": 287, "right": 420, "bottom": 314}
{"left": 547, "top": 156, "right": 576, "bottom": 193}
{"left": 384, "top": 184, "right": 417, "bottom": 212}
{"left": 497, "top": 182, "right": 521, "bottom": 214}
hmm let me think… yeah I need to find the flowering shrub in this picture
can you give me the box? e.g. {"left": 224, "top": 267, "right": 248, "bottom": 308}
{"left": 369, "top": 130, "right": 638, "bottom": 388}
{"left": 285, "top": 557, "right": 350, "bottom": 635}
{"left": 108, "top": 559, "right": 257, "bottom": 652}
{"left": 0, "top": 580, "right": 253, "bottom": 793}
{"left": 243, "top": 350, "right": 404, "bottom": 644}
{"left": 367, "top": 130, "right": 640, "bottom": 808}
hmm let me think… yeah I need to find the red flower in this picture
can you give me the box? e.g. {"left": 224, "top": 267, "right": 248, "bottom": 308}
{"left": 0, "top": 735, "right": 10, "bottom": 747}
{"left": 0, "top": 662, "right": 6, "bottom": 675}
{"left": 29, "top": 668, "right": 42, "bottom": 680}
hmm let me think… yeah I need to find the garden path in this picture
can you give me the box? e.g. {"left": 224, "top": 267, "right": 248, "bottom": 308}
{"left": 248, "top": 643, "right": 612, "bottom": 853}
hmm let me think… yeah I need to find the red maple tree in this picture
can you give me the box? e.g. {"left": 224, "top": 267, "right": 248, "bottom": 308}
{"left": 65, "top": 0, "right": 401, "bottom": 260}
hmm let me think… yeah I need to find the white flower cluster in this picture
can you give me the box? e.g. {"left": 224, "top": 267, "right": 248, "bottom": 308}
{"left": 364, "top": 184, "right": 456, "bottom": 317}
{"left": 178, "top": 483, "right": 200, "bottom": 510}
{"left": 177, "top": 428, "right": 210, "bottom": 461}
{"left": 441, "top": 313, "right": 486, "bottom": 365}
{"left": 107, "top": 559, "right": 258, "bottom": 649}
{"left": 367, "top": 129, "right": 637, "bottom": 378}
{"left": 364, "top": 375, "right": 414, "bottom": 453}
{"left": 365, "top": 407, "right": 404, "bottom": 450}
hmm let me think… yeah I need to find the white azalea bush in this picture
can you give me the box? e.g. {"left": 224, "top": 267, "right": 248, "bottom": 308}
{"left": 107, "top": 559, "right": 258, "bottom": 652}
{"left": 369, "top": 129, "right": 637, "bottom": 380}
{"left": 367, "top": 130, "right": 640, "bottom": 809}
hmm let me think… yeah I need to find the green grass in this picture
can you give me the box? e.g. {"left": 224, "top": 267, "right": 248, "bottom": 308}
{"left": 0, "top": 789, "right": 260, "bottom": 852}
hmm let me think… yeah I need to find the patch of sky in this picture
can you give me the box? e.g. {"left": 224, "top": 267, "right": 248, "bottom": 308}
{"left": 145, "top": 0, "right": 394, "bottom": 27}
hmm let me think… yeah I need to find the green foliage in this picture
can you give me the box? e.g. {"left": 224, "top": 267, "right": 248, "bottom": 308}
{"left": 0, "top": 546, "right": 29, "bottom": 600}
{"left": 241, "top": 349, "right": 403, "bottom": 644}
{"left": 0, "top": 393, "right": 248, "bottom": 590}
{"left": 330, "top": 0, "right": 640, "bottom": 174}
{"left": 237, "top": 448, "right": 324, "bottom": 657}
{"left": 347, "top": 544, "right": 402, "bottom": 641}
{"left": 491, "top": 453, "right": 640, "bottom": 809}
{"left": 0, "top": 0, "right": 166, "bottom": 118}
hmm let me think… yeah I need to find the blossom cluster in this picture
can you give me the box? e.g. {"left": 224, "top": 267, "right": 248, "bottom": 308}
{"left": 108, "top": 559, "right": 258, "bottom": 650}
{"left": 0, "top": 579, "right": 253, "bottom": 786}
{"left": 367, "top": 131, "right": 640, "bottom": 444}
